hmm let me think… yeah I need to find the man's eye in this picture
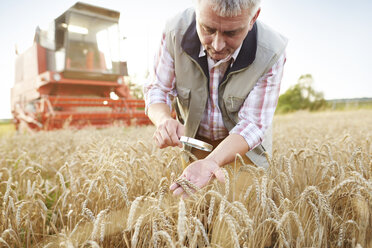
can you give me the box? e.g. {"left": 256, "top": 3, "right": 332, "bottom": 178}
{"left": 204, "top": 27, "right": 215, "bottom": 34}
{"left": 224, "top": 31, "right": 237, "bottom": 37}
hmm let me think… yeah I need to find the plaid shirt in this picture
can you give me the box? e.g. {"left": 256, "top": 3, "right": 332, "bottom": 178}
{"left": 144, "top": 33, "right": 286, "bottom": 150}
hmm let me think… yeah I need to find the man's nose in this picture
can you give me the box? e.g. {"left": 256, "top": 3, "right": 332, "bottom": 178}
{"left": 211, "top": 32, "right": 225, "bottom": 52}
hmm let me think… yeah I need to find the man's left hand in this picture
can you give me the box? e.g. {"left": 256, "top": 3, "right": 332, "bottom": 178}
{"left": 170, "top": 159, "right": 225, "bottom": 196}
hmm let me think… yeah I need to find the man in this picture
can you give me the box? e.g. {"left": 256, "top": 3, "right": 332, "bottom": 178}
{"left": 144, "top": 0, "right": 287, "bottom": 196}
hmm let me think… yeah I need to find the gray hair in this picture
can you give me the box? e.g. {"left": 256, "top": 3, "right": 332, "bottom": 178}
{"left": 196, "top": 0, "right": 261, "bottom": 17}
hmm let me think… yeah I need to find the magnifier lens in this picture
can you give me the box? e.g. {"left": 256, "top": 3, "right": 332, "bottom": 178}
{"left": 180, "top": 136, "right": 213, "bottom": 152}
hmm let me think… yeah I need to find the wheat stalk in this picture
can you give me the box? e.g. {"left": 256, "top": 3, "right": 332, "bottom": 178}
{"left": 6, "top": 196, "right": 15, "bottom": 214}
{"left": 153, "top": 231, "right": 175, "bottom": 248}
{"left": 181, "top": 149, "right": 198, "bottom": 162}
{"left": 116, "top": 183, "right": 130, "bottom": 207}
{"left": 221, "top": 168, "right": 230, "bottom": 197}
{"left": 278, "top": 211, "right": 305, "bottom": 245}
{"left": 261, "top": 175, "right": 268, "bottom": 208}
{"left": 127, "top": 196, "right": 144, "bottom": 229}
{"left": 57, "top": 171, "right": 66, "bottom": 192}
{"left": 254, "top": 176, "right": 261, "bottom": 202}
{"left": 152, "top": 220, "right": 159, "bottom": 248}
{"left": 218, "top": 197, "right": 226, "bottom": 222}
{"left": 300, "top": 186, "right": 333, "bottom": 220}
{"left": 225, "top": 214, "right": 240, "bottom": 248}
{"left": 243, "top": 185, "right": 253, "bottom": 202}
{"left": 266, "top": 197, "right": 280, "bottom": 220}
{"left": 131, "top": 214, "right": 145, "bottom": 248}
{"left": 208, "top": 196, "right": 215, "bottom": 225}
{"left": 157, "top": 177, "right": 168, "bottom": 209}
{"left": 104, "top": 184, "right": 111, "bottom": 200}
{"left": 307, "top": 198, "right": 320, "bottom": 228}
{"left": 16, "top": 201, "right": 27, "bottom": 229}
{"left": 175, "top": 178, "right": 199, "bottom": 198}
{"left": 92, "top": 209, "right": 108, "bottom": 241}
{"left": 177, "top": 198, "right": 187, "bottom": 245}
{"left": 1, "top": 229, "right": 20, "bottom": 247}
{"left": 2, "top": 177, "right": 12, "bottom": 207}
{"left": 83, "top": 240, "right": 100, "bottom": 248}
{"left": 232, "top": 201, "right": 253, "bottom": 232}
{"left": 193, "top": 217, "right": 210, "bottom": 246}
{"left": 285, "top": 157, "right": 294, "bottom": 184}
{"left": 82, "top": 207, "right": 95, "bottom": 222}
{"left": 0, "top": 237, "right": 10, "bottom": 248}
{"left": 280, "top": 172, "right": 290, "bottom": 196}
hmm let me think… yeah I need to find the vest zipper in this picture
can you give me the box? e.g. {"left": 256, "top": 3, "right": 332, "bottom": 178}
{"left": 183, "top": 53, "right": 208, "bottom": 138}
{"left": 184, "top": 53, "right": 208, "bottom": 83}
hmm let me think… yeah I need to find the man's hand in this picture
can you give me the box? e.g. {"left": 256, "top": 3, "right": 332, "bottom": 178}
{"left": 147, "top": 103, "right": 185, "bottom": 149}
{"left": 170, "top": 159, "right": 225, "bottom": 196}
{"left": 153, "top": 118, "right": 185, "bottom": 148}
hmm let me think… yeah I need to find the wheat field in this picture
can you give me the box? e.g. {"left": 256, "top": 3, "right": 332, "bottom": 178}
{"left": 0, "top": 110, "right": 371, "bottom": 248}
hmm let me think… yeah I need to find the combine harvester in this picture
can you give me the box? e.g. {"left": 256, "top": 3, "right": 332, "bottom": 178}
{"left": 11, "top": 2, "right": 151, "bottom": 130}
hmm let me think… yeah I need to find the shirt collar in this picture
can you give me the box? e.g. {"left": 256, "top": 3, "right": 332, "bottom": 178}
{"left": 199, "top": 44, "right": 242, "bottom": 68}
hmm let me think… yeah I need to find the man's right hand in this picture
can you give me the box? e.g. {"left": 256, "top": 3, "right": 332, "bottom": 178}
{"left": 153, "top": 118, "right": 185, "bottom": 149}
{"left": 147, "top": 103, "right": 185, "bottom": 149}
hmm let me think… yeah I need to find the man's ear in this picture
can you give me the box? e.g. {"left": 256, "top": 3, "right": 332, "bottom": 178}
{"left": 249, "top": 8, "right": 261, "bottom": 30}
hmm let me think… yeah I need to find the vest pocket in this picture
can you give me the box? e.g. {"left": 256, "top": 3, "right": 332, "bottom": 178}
{"left": 176, "top": 86, "right": 191, "bottom": 107}
{"left": 224, "top": 96, "right": 245, "bottom": 113}
{"left": 175, "top": 86, "right": 191, "bottom": 123}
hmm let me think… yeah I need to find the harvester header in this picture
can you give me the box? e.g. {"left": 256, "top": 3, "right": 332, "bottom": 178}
{"left": 11, "top": 2, "right": 151, "bottom": 130}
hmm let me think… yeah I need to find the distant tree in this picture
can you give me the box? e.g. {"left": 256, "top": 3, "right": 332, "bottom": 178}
{"left": 276, "top": 74, "right": 328, "bottom": 113}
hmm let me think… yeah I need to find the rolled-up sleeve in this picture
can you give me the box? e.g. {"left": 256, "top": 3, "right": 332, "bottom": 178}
{"left": 230, "top": 53, "right": 286, "bottom": 150}
{"left": 144, "top": 33, "right": 177, "bottom": 114}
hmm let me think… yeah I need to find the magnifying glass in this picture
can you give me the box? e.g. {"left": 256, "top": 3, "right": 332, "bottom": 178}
{"left": 180, "top": 136, "right": 213, "bottom": 152}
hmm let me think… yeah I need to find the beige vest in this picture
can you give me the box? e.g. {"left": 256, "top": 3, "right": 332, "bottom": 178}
{"left": 165, "top": 8, "right": 287, "bottom": 168}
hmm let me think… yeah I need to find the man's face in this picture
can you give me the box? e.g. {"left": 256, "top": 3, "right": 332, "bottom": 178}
{"left": 196, "top": 1, "right": 258, "bottom": 61}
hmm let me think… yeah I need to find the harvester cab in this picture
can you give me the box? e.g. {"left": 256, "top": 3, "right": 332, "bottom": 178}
{"left": 11, "top": 2, "right": 151, "bottom": 130}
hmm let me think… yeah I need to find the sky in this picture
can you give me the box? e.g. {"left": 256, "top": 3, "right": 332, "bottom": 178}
{"left": 0, "top": 0, "right": 371, "bottom": 119}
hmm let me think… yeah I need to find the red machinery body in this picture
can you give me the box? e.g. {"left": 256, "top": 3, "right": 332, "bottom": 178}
{"left": 11, "top": 2, "right": 151, "bottom": 130}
